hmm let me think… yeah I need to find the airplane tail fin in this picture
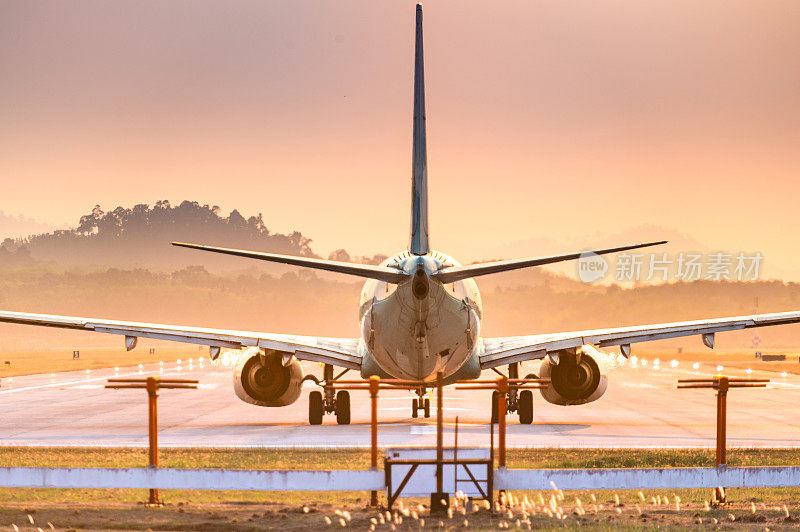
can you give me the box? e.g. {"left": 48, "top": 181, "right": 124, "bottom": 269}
{"left": 409, "top": 3, "right": 430, "bottom": 255}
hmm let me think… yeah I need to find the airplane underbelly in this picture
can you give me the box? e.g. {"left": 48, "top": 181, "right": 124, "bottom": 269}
{"left": 361, "top": 283, "right": 479, "bottom": 381}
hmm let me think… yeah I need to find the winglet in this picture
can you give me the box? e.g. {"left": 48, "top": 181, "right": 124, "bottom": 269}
{"left": 409, "top": 3, "right": 430, "bottom": 255}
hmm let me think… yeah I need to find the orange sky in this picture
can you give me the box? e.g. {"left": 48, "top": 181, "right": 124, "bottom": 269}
{"left": 1, "top": 1, "right": 799, "bottom": 279}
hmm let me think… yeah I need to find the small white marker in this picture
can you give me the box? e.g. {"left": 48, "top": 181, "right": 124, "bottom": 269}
{"left": 716, "top": 365, "right": 724, "bottom": 372}
{"left": 692, "top": 362, "right": 700, "bottom": 370}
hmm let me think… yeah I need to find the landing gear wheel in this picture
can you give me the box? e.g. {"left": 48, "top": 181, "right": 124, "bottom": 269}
{"left": 423, "top": 397, "right": 430, "bottom": 418}
{"left": 411, "top": 398, "right": 419, "bottom": 418}
{"left": 309, "top": 391, "right": 323, "bottom": 425}
{"left": 335, "top": 390, "right": 351, "bottom": 425}
{"left": 491, "top": 391, "right": 499, "bottom": 424}
{"left": 518, "top": 390, "right": 533, "bottom": 425}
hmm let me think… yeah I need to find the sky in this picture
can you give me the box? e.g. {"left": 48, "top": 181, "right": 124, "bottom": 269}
{"left": 1, "top": 1, "right": 799, "bottom": 279}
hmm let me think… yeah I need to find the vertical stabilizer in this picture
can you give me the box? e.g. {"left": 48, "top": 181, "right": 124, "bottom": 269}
{"left": 409, "top": 3, "right": 430, "bottom": 255}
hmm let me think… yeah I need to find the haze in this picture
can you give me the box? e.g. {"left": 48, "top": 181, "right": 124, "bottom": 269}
{"left": 1, "top": 1, "right": 799, "bottom": 278}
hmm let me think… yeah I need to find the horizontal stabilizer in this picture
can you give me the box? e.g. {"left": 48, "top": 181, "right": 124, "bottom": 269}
{"left": 431, "top": 241, "right": 667, "bottom": 283}
{"left": 172, "top": 242, "right": 409, "bottom": 283}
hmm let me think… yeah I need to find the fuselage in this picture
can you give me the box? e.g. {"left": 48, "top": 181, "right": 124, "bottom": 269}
{"left": 358, "top": 250, "right": 483, "bottom": 382}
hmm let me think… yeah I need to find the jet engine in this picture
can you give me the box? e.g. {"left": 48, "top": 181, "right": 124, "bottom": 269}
{"left": 538, "top": 345, "right": 608, "bottom": 406}
{"left": 233, "top": 347, "right": 304, "bottom": 407}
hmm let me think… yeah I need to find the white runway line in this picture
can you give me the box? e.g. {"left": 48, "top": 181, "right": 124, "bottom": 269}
{"left": 378, "top": 407, "right": 474, "bottom": 412}
{"left": 0, "top": 366, "right": 191, "bottom": 395}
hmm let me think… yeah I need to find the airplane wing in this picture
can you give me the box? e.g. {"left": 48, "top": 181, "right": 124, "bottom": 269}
{"left": 480, "top": 311, "right": 800, "bottom": 369}
{"left": 0, "top": 311, "right": 362, "bottom": 370}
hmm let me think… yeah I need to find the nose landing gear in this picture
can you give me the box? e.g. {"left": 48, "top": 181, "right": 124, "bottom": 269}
{"left": 411, "top": 387, "right": 431, "bottom": 418}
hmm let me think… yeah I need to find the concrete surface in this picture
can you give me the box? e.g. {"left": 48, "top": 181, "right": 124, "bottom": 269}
{"left": 1, "top": 355, "right": 799, "bottom": 448}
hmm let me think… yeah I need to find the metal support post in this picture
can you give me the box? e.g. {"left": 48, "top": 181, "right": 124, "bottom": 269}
{"left": 677, "top": 374, "right": 768, "bottom": 506}
{"left": 146, "top": 376, "right": 161, "bottom": 506}
{"left": 430, "top": 371, "right": 448, "bottom": 514}
{"left": 715, "top": 376, "right": 728, "bottom": 467}
{"left": 105, "top": 375, "right": 198, "bottom": 507}
{"left": 714, "top": 376, "right": 729, "bottom": 504}
{"left": 369, "top": 375, "right": 379, "bottom": 507}
{"left": 497, "top": 375, "right": 508, "bottom": 469}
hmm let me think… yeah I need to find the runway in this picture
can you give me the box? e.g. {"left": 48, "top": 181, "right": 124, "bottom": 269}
{"left": 1, "top": 355, "right": 799, "bottom": 448}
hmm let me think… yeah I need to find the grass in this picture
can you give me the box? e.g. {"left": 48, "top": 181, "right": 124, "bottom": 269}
{"left": 1, "top": 446, "right": 797, "bottom": 471}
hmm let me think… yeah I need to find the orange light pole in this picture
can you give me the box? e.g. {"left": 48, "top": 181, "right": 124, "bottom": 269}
{"left": 715, "top": 376, "right": 729, "bottom": 467}
{"left": 335, "top": 376, "right": 432, "bottom": 508}
{"left": 455, "top": 376, "right": 548, "bottom": 506}
{"left": 106, "top": 376, "right": 198, "bottom": 506}
{"left": 369, "top": 375, "right": 380, "bottom": 507}
{"left": 677, "top": 375, "right": 768, "bottom": 504}
{"left": 497, "top": 376, "right": 508, "bottom": 469}
{"left": 436, "top": 371, "right": 444, "bottom": 494}
{"left": 147, "top": 377, "right": 159, "bottom": 477}
{"left": 456, "top": 376, "right": 550, "bottom": 468}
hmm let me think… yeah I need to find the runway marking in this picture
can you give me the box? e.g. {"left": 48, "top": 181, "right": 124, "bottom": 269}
{"left": 379, "top": 407, "right": 474, "bottom": 412}
{"left": 0, "top": 368, "right": 188, "bottom": 395}
{"left": 620, "top": 383, "right": 658, "bottom": 389}
{"left": 377, "top": 396, "right": 466, "bottom": 401}
{"left": 767, "top": 382, "right": 800, "bottom": 389}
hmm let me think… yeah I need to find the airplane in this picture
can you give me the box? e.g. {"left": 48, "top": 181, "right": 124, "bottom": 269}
{"left": 1, "top": 4, "right": 799, "bottom": 426}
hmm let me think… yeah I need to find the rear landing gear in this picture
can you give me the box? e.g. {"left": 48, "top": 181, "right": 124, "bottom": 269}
{"left": 490, "top": 366, "right": 536, "bottom": 425}
{"left": 335, "top": 390, "right": 351, "bottom": 425}
{"left": 309, "top": 391, "right": 324, "bottom": 425}
{"left": 306, "top": 364, "right": 351, "bottom": 425}
{"left": 518, "top": 390, "right": 533, "bottom": 425}
{"left": 517, "top": 372, "right": 537, "bottom": 425}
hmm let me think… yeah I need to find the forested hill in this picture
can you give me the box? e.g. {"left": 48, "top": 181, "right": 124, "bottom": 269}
{"left": 0, "top": 201, "right": 322, "bottom": 271}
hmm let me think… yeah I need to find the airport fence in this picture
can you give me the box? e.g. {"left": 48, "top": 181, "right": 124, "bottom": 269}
{"left": 1, "top": 465, "right": 800, "bottom": 492}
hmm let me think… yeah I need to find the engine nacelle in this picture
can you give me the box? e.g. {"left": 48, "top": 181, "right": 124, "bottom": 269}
{"left": 233, "top": 347, "right": 304, "bottom": 407}
{"left": 538, "top": 346, "right": 608, "bottom": 406}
